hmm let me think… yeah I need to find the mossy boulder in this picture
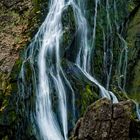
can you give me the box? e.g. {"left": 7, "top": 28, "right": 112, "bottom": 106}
{"left": 70, "top": 98, "right": 135, "bottom": 140}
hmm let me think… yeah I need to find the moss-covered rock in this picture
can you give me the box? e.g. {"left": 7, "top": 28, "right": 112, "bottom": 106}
{"left": 70, "top": 98, "right": 133, "bottom": 140}
{"left": 126, "top": 6, "right": 140, "bottom": 103}
{"left": 0, "top": 0, "right": 48, "bottom": 139}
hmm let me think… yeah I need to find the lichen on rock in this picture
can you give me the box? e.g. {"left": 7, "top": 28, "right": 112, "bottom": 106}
{"left": 70, "top": 98, "right": 134, "bottom": 140}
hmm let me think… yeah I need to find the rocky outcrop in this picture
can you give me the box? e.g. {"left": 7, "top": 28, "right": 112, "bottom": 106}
{"left": 70, "top": 98, "right": 134, "bottom": 140}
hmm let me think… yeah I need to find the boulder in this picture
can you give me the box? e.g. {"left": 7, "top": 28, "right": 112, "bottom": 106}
{"left": 70, "top": 98, "right": 133, "bottom": 140}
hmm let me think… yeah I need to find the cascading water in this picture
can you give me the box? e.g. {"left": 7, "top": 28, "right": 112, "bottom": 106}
{"left": 19, "top": 0, "right": 75, "bottom": 139}
{"left": 18, "top": 0, "right": 140, "bottom": 139}
{"left": 70, "top": 0, "right": 118, "bottom": 103}
{"left": 36, "top": 1, "right": 68, "bottom": 139}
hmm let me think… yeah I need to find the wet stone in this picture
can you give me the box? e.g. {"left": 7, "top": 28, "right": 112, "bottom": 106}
{"left": 70, "top": 98, "right": 133, "bottom": 140}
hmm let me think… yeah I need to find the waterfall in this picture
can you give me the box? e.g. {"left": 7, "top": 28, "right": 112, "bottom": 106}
{"left": 36, "top": 1, "right": 67, "bottom": 139}
{"left": 18, "top": 0, "right": 140, "bottom": 140}
{"left": 19, "top": 0, "right": 75, "bottom": 139}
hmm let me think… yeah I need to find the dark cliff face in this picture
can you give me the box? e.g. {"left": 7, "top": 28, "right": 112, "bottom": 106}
{"left": 0, "top": 0, "right": 140, "bottom": 140}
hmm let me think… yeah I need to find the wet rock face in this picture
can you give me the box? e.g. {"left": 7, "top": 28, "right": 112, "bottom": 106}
{"left": 70, "top": 98, "right": 132, "bottom": 140}
{"left": 126, "top": 5, "right": 140, "bottom": 103}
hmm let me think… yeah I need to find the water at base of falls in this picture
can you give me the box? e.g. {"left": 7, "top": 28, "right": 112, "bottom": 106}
{"left": 18, "top": 0, "right": 140, "bottom": 140}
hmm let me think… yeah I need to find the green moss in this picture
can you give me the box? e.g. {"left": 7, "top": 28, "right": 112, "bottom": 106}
{"left": 127, "top": 8, "right": 140, "bottom": 49}
{"left": 32, "top": 0, "right": 48, "bottom": 14}
{"left": 32, "top": 0, "right": 41, "bottom": 11}
{"left": 129, "top": 93, "right": 140, "bottom": 103}
{"left": 11, "top": 58, "right": 22, "bottom": 81}
{"left": 8, "top": 111, "right": 16, "bottom": 122}
{"left": 89, "top": 98, "right": 111, "bottom": 111}
{"left": 2, "top": 136, "right": 8, "bottom": 140}
{"left": 80, "top": 85, "right": 99, "bottom": 115}
{"left": 126, "top": 8, "right": 140, "bottom": 104}
{"left": 128, "top": 0, "right": 139, "bottom": 13}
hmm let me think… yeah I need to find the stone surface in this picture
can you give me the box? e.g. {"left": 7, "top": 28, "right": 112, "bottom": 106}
{"left": 0, "top": 0, "right": 35, "bottom": 74}
{"left": 130, "top": 119, "right": 140, "bottom": 138}
{"left": 70, "top": 98, "right": 133, "bottom": 140}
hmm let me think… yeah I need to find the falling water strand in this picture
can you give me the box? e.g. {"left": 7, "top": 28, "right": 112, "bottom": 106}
{"left": 70, "top": 1, "right": 89, "bottom": 71}
{"left": 92, "top": 0, "right": 99, "bottom": 51}
{"left": 36, "top": 1, "right": 69, "bottom": 139}
{"left": 104, "top": 0, "right": 113, "bottom": 90}
{"left": 114, "top": 1, "right": 140, "bottom": 119}
{"left": 89, "top": 0, "right": 99, "bottom": 73}
{"left": 70, "top": 0, "right": 118, "bottom": 103}
{"left": 117, "top": 34, "right": 128, "bottom": 92}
